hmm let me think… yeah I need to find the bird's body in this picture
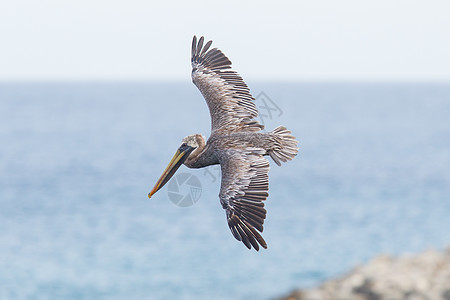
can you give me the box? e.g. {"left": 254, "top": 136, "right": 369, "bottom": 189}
{"left": 149, "top": 36, "right": 298, "bottom": 251}
{"left": 184, "top": 131, "right": 289, "bottom": 168}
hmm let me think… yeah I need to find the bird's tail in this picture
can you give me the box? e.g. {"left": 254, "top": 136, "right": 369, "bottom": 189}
{"left": 268, "top": 126, "right": 299, "bottom": 166}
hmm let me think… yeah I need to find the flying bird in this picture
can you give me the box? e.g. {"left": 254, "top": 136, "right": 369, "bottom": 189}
{"left": 148, "top": 36, "right": 298, "bottom": 251}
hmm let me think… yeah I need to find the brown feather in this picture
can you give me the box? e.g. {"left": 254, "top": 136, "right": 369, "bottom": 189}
{"left": 191, "top": 36, "right": 263, "bottom": 133}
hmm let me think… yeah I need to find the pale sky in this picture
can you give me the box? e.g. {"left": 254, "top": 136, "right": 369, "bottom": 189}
{"left": 1, "top": 0, "right": 450, "bottom": 81}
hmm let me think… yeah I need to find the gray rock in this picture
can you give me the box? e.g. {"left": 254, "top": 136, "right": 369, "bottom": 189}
{"left": 278, "top": 248, "right": 450, "bottom": 300}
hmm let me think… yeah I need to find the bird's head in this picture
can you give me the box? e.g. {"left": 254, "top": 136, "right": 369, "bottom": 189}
{"left": 181, "top": 134, "right": 203, "bottom": 149}
{"left": 148, "top": 134, "right": 205, "bottom": 198}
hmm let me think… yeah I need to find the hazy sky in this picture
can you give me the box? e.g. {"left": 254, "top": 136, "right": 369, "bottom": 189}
{"left": 1, "top": 0, "right": 450, "bottom": 81}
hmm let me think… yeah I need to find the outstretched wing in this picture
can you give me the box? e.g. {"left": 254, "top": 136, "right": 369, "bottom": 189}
{"left": 191, "top": 36, "right": 263, "bottom": 133}
{"left": 218, "top": 148, "right": 270, "bottom": 251}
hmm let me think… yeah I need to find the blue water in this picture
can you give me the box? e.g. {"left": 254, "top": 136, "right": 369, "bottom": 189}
{"left": 1, "top": 82, "right": 449, "bottom": 299}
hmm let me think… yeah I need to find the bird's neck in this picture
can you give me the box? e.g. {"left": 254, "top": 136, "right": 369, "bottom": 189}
{"left": 184, "top": 143, "right": 219, "bottom": 168}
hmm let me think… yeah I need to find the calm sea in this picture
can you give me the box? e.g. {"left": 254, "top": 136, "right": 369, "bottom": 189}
{"left": 0, "top": 82, "right": 449, "bottom": 299}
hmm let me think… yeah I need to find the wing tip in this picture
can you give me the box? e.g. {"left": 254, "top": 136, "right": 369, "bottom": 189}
{"left": 228, "top": 214, "right": 267, "bottom": 251}
{"left": 191, "top": 35, "right": 231, "bottom": 70}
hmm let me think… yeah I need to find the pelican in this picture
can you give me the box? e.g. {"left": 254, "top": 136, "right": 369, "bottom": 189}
{"left": 148, "top": 36, "right": 298, "bottom": 251}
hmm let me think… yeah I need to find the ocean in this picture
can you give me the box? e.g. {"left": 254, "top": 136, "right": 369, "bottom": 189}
{"left": 0, "top": 82, "right": 449, "bottom": 299}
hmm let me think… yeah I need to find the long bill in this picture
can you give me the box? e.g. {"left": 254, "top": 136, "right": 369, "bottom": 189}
{"left": 148, "top": 144, "right": 194, "bottom": 198}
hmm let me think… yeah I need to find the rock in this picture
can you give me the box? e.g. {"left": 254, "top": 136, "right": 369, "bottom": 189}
{"left": 278, "top": 248, "right": 450, "bottom": 300}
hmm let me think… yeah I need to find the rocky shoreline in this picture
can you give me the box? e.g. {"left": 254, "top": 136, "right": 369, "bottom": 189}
{"left": 278, "top": 248, "right": 450, "bottom": 300}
